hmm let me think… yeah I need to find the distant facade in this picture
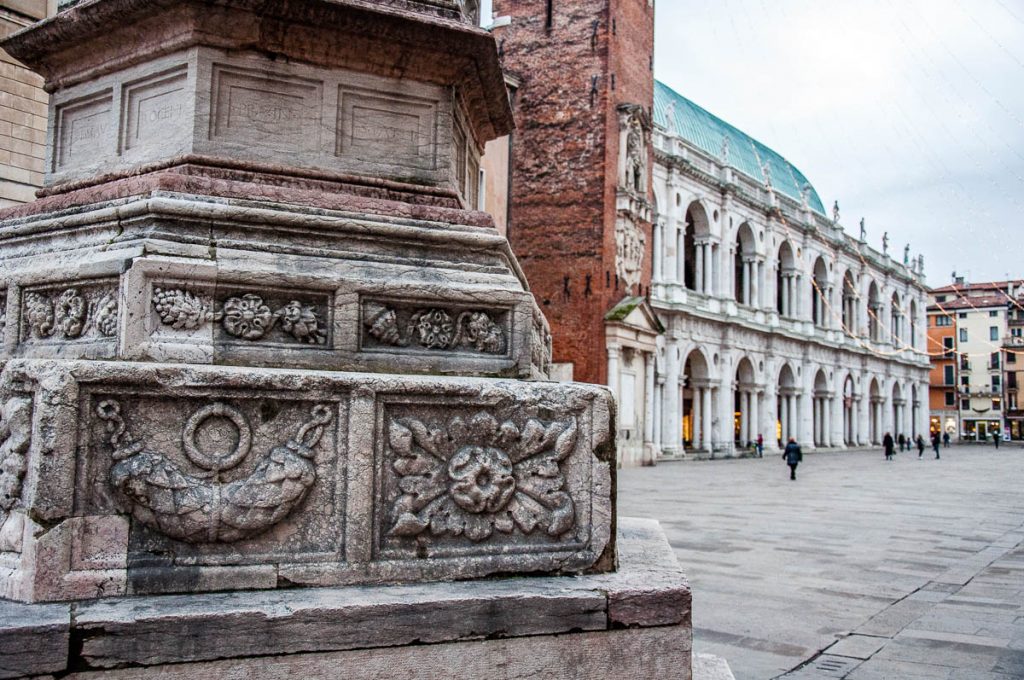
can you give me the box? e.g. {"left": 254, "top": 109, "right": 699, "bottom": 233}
{"left": 928, "top": 280, "right": 1024, "bottom": 441}
{"left": 0, "top": 0, "right": 53, "bottom": 208}
{"left": 649, "top": 82, "right": 930, "bottom": 459}
{"left": 490, "top": 1, "right": 930, "bottom": 465}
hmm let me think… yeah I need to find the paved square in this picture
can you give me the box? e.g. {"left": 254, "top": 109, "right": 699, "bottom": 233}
{"left": 618, "top": 444, "right": 1024, "bottom": 680}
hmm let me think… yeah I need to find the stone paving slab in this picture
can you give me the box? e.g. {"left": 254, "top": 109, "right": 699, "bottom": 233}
{"left": 619, "top": 444, "right": 1024, "bottom": 680}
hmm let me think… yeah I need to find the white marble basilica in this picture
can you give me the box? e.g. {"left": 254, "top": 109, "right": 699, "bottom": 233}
{"left": 610, "top": 82, "right": 931, "bottom": 464}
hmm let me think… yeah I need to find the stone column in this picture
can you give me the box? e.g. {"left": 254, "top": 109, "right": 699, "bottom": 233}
{"left": 644, "top": 352, "right": 655, "bottom": 447}
{"left": 662, "top": 340, "right": 680, "bottom": 455}
{"left": 824, "top": 396, "right": 832, "bottom": 447}
{"left": 654, "top": 379, "right": 664, "bottom": 453}
{"left": 694, "top": 243, "right": 704, "bottom": 293}
{"left": 676, "top": 224, "right": 685, "bottom": 285}
{"left": 652, "top": 220, "right": 663, "bottom": 282}
{"left": 701, "top": 385, "right": 712, "bottom": 452}
{"left": 751, "top": 390, "right": 760, "bottom": 444}
{"left": 607, "top": 346, "right": 620, "bottom": 412}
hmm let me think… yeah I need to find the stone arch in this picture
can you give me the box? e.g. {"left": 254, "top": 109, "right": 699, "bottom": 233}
{"left": 812, "top": 368, "right": 833, "bottom": 447}
{"left": 733, "top": 222, "right": 757, "bottom": 305}
{"left": 868, "top": 376, "right": 883, "bottom": 444}
{"left": 890, "top": 291, "right": 903, "bottom": 346}
{"left": 867, "top": 282, "right": 882, "bottom": 342}
{"left": 682, "top": 347, "right": 713, "bottom": 452}
{"left": 811, "top": 256, "right": 830, "bottom": 328}
{"left": 776, "top": 362, "right": 800, "bottom": 446}
{"left": 775, "top": 240, "right": 798, "bottom": 317}
{"left": 733, "top": 356, "right": 757, "bottom": 445}
{"left": 683, "top": 200, "right": 712, "bottom": 292}
{"left": 841, "top": 269, "right": 858, "bottom": 336}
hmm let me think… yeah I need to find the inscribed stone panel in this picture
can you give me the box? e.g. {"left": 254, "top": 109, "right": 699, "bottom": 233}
{"left": 336, "top": 87, "right": 437, "bottom": 170}
{"left": 55, "top": 91, "right": 113, "bottom": 170}
{"left": 121, "top": 65, "right": 189, "bottom": 153}
{"left": 210, "top": 65, "right": 323, "bottom": 153}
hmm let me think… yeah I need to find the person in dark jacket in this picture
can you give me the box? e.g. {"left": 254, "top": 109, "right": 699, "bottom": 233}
{"left": 931, "top": 431, "right": 941, "bottom": 458}
{"left": 898, "top": 433, "right": 906, "bottom": 452}
{"left": 942, "top": 432, "right": 950, "bottom": 448}
{"left": 883, "top": 432, "right": 895, "bottom": 460}
{"left": 783, "top": 437, "right": 802, "bottom": 480}
{"left": 916, "top": 434, "right": 925, "bottom": 458}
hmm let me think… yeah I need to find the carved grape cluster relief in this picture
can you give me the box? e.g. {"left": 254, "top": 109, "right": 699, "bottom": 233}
{"left": 0, "top": 397, "right": 32, "bottom": 528}
{"left": 97, "top": 399, "right": 333, "bottom": 543}
{"left": 23, "top": 286, "right": 119, "bottom": 341}
{"left": 152, "top": 287, "right": 327, "bottom": 345}
{"left": 365, "top": 304, "right": 505, "bottom": 355}
{"left": 387, "top": 411, "right": 577, "bottom": 542}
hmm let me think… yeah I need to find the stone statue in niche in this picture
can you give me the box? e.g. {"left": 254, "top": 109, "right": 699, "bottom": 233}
{"left": 618, "top": 104, "right": 650, "bottom": 195}
{"left": 615, "top": 216, "right": 646, "bottom": 291}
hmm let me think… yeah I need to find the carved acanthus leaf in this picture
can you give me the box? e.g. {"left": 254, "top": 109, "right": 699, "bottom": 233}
{"left": 364, "top": 305, "right": 504, "bottom": 354}
{"left": 0, "top": 397, "right": 33, "bottom": 526}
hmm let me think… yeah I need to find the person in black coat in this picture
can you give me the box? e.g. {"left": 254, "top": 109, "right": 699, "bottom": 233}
{"left": 783, "top": 437, "right": 802, "bottom": 480}
{"left": 931, "top": 431, "right": 941, "bottom": 458}
{"left": 915, "top": 434, "right": 925, "bottom": 458}
{"left": 898, "top": 433, "right": 906, "bottom": 452}
{"left": 883, "top": 432, "right": 895, "bottom": 460}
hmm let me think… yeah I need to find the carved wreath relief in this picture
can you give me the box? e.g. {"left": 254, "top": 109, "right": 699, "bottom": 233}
{"left": 0, "top": 397, "right": 32, "bottom": 528}
{"left": 615, "top": 216, "right": 646, "bottom": 291}
{"left": 387, "top": 411, "right": 577, "bottom": 543}
{"left": 152, "top": 287, "right": 327, "bottom": 345}
{"left": 23, "top": 285, "right": 119, "bottom": 341}
{"left": 364, "top": 303, "right": 505, "bottom": 355}
{"left": 97, "top": 399, "right": 333, "bottom": 543}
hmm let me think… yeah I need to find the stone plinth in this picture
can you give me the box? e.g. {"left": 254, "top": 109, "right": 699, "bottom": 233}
{"left": 0, "top": 359, "right": 613, "bottom": 603}
{"left": 0, "top": 518, "right": 691, "bottom": 680}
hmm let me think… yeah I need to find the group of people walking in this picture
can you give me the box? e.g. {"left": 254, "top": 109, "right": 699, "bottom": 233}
{"left": 882, "top": 432, "right": 941, "bottom": 460}
{"left": 781, "top": 429, "right": 959, "bottom": 481}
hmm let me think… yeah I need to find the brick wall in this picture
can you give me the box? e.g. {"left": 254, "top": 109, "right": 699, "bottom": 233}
{"left": 493, "top": 0, "right": 654, "bottom": 385}
{"left": 0, "top": 0, "right": 52, "bottom": 208}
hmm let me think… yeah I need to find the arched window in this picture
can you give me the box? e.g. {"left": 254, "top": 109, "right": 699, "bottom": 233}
{"left": 775, "top": 241, "right": 796, "bottom": 317}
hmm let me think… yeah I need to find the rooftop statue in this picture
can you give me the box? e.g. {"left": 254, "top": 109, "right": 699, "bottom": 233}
{"left": 882, "top": 231, "right": 889, "bottom": 255}
{"left": 859, "top": 217, "right": 866, "bottom": 241}
{"left": 833, "top": 200, "right": 841, "bottom": 223}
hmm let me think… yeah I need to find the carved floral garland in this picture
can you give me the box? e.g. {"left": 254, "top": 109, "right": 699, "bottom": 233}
{"left": 152, "top": 288, "right": 326, "bottom": 345}
{"left": 365, "top": 306, "right": 504, "bottom": 354}
{"left": 24, "top": 287, "right": 119, "bottom": 340}
{"left": 98, "top": 400, "right": 332, "bottom": 544}
{"left": 387, "top": 411, "right": 577, "bottom": 542}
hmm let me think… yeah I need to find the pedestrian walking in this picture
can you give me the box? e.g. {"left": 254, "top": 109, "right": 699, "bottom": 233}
{"left": 916, "top": 434, "right": 925, "bottom": 458}
{"left": 898, "top": 433, "right": 906, "bottom": 452}
{"left": 942, "top": 432, "right": 950, "bottom": 448}
{"left": 931, "top": 431, "right": 941, "bottom": 458}
{"left": 883, "top": 432, "right": 895, "bottom": 460}
{"left": 756, "top": 434, "right": 764, "bottom": 458}
{"left": 994, "top": 429, "right": 1001, "bottom": 449}
{"left": 783, "top": 437, "right": 802, "bottom": 480}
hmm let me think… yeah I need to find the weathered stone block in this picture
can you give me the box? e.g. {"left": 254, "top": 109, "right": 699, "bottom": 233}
{"left": 0, "top": 359, "right": 614, "bottom": 602}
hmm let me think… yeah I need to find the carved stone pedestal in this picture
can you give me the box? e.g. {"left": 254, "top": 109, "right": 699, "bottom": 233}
{"left": 0, "top": 0, "right": 692, "bottom": 676}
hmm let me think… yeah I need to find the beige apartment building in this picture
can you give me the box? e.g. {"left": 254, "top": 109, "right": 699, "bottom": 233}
{"left": 0, "top": 0, "right": 53, "bottom": 208}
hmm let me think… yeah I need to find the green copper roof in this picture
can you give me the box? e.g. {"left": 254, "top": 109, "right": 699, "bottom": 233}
{"left": 654, "top": 80, "right": 826, "bottom": 216}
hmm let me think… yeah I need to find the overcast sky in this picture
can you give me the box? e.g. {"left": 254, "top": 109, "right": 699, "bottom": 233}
{"left": 485, "top": 0, "right": 1024, "bottom": 286}
{"left": 655, "top": 0, "right": 1024, "bottom": 286}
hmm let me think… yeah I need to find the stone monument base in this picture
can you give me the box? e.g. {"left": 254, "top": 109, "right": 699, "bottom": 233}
{"left": 0, "top": 517, "right": 691, "bottom": 679}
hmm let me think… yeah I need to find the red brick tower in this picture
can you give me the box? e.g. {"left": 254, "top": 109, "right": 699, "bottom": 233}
{"left": 492, "top": 0, "right": 655, "bottom": 385}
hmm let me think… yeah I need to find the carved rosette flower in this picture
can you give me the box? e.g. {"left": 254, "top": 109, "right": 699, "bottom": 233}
{"left": 55, "top": 288, "right": 88, "bottom": 338}
{"left": 277, "top": 300, "right": 326, "bottom": 345}
{"left": 152, "top": 287, "right": 212, "bottom": 330}
{"left": 24, "top": 292, "right": 55, "bottom": 338}
{"left": 94, "top": 294, "right": 119, "bottom": 337}
{"left": 388, "top": 412, "right": 577, "bottom": 543}
{"left": 221, "top": 294, "right": 273, "bottom": 340}
{"left": 410, "top": 309, "right": 455, "bottom": 349}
